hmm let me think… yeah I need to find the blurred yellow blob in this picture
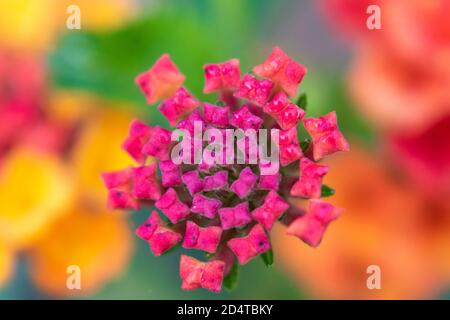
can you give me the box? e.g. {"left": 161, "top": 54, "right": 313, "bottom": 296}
{"left": 28, "top": 206, "right": 132, "bottom": 296}
{"left": 46, "top": 90, "right": 100, "bottom": 126}
{"left": 71, "top": 107, "right": 137, "bottom": 202}
{"left": 273, "top": 147, "right": 445, "bottom": 299}
{"left": 0, "top": 148, "right": 74, "bottom": 248}
{"left": 0, "top": 0, "right": 59, "bottom": 51}
{"left": 0, "top": 241, "right": 14, "bottom": 287}
{"left": 0, "top": 0, "right": 136, "bottom": 51}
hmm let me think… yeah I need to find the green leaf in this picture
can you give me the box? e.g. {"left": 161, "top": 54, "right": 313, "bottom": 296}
{"left": 300, "top": 138, "right": 311, "bottom": 153}
{"left": 296, "top": 93, "right": 307, "bottom": 110}
{"left": 260, "top": 249, "right": 273, "bottom": 267}
{"left": 321, "top": 185, "right": 335, "bottom": 197}
{"left": 223, "top": 260, "right": 239, "bottom": 290}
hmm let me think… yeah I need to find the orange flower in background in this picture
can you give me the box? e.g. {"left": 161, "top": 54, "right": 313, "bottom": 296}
{"left": 348, "top": 44, "right": 450, "bottom": 136}
{"left": 273, "top": 147, "right": 449, "bottom": 299}
{"left": 29, "top": 206, "right": 132, "bottom": 296}
{"left": 0, "top": 0, "right": 139, "bottom": 294}
{"left": 0, "top": 0, "right": 142, "bottom": 290}
{"left": 0, "top": 50, "right": 137, "bottom": 294}
{"left": 0, "top": 0, "right": 136, "bottom": 52}
{"left": 23, "top": 106, "right": 137, "bottom": 297}
{"left": 0, "top": 104, "right": 137, "bottom": 295}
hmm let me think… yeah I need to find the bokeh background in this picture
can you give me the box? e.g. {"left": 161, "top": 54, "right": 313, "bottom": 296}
{"left": 0, "top": 0, "right": 449, "bottom": 299}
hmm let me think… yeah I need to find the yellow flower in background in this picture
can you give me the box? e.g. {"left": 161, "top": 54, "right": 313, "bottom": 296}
{"left": 28, "top": 205, "right": 132, "bottom": 296}
{"left": 71, "top": 106, "right": 138, "bottom": 202}
{"left": 0, "top": 0, "right": 58, "bottom": 51}
{"left": 0, "top": 147, "right": 74, "bottom": 249}
{"left": 0, "top": 241, "right": 14, "bottom": 287}
{"left": 0, "top": 0, "right": 136, "bottom": 51}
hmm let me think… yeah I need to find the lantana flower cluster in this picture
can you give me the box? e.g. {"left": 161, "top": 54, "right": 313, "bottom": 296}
{"left": 102, "top": 47, "right": 349, "bottom": 292}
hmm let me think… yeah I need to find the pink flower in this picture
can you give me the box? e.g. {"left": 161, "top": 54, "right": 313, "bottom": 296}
{"left": 104, "top": 49, "right": 348, "bottom": 293}
{"left": 136, "top": 211, "right": 182, "bottom": 256}
{"left": 265, "top": 92, "right": 305, "bottom": 130}
{"left": 219, "top": 202, "right": 252, "bottom": 230}
{"left": 203, "top": 59, "right": 241, "bottom": 94}
{"left": 181, "top": 170, "right": 204, "bottom": 195}
{"left": 131, "top": 164, "right": 161, "bottom": 201}
{"left": 101, "top": 169, "right": 139, "bottom": 210}
{"left": 252, "top": 190, "right": 289, "bottom": 230}
{"left": 182, "top": 221, "right": 223, "bottom": 253}
{"left": 122, "top": 120, "right": 153, "bottom": 164}
{"left": 101, "top": 168, "right": 132, "bottom": 189}
{"left": 230, "top": 167, "right": 257, "bottom": 198}
{"left": 258, "top": 163, "right": 280, "bottom": 191}
{"left": 203, "top": 103, "right": 230, "bottom": 127}
{"left": 180, "top": 255, "right": 225, "bottom": 292}
{"left": 290, "top": 158, "right": 329, "bottom": 198}
{"left": 253, "top": 46, "right": 307, "bottom": 97}
{"left": 278, "top": 127, "right": 303, "bottom": 166}
{"left": 158, "top": 87, "right": 200, "bottom": 126}
{"left": 106, "top": 189, "right": 140, "bottom": 210}
{"left": 159, "top": 160, "right": 182, "bottom": 187}
{"left": 191, "top": 194, "right": 222, "bottom": 219}
{"left": 177, "top": 109, "right": 204, "bottom": 136}
{"left": 303, "top": 111, "right": 350, "bottom": 161}
{"left": 230, "top": 105, "right": 264, "bottom": 130}
{"left": 203, "top": 170, "right": 228, "bottom": 191}
{"left": 155, "top": 188, "right": 190, "bottom": 224}
{"left": 234, "top": 74, "right": 274, "bottom": 106}
{"left": 287, "top": 199, "right": 342, "bottom": 247}
{"left": 227, "top": 224, "right": 271, "bottom": 265}
{"left": 141, "top": 126, "right": 172, "bottom": 160}
{"left": 135, "top": 54, "right": 185, "bottom": 104}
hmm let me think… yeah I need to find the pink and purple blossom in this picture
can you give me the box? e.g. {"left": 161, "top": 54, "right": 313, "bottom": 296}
{"left": 102, "top": 47, "right": 349, "bottom": 292}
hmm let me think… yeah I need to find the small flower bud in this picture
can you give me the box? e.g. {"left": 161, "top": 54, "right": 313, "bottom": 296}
{"left": 155, "top": 188, "right": 190, "bottom": 224}
{"left": 227, "top": 224, "right": 270, "bottom": 265}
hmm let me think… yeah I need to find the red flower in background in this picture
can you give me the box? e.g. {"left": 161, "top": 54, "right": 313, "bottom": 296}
{"left": 320, "top": 0, "right": 450, "bottom": 196}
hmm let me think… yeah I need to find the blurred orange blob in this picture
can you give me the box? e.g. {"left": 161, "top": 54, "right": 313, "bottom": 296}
{"left": 273, "top": 147, "right": 447, "bottom": 299}
{"left": 349, "top": 45, "right": 450, "bottom": 135}
{"left": 0, "top": 148, "right": 74, "bottom": 249}
{"left": 0, "top": 0, "right": 136, "bottom": 51}
{"left": 28, "top": 206, "right": 132, "bottom": 296}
